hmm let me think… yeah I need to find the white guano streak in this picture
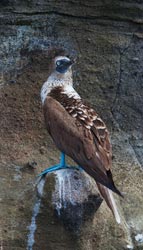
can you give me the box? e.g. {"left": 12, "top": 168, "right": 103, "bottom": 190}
{"left": 27, "top": 178, "right": 45, "bottom": 250}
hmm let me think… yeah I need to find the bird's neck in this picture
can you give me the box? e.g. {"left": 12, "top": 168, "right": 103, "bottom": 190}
{"left": 41, "top": 70, "right": 80, "bottom": 104}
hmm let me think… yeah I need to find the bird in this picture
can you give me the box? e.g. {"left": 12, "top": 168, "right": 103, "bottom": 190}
{"left": 40, "top": 55, "right": 122, "bottom": 223}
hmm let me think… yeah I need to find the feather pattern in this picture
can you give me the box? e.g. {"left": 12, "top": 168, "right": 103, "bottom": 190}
{"left": 49, "top": 86, "right": 112, "bottom": 170}
{"left": 41, "top": 57, "right": 122, "bottom": 223}
{"left": 43, "top": 92, "right": 121, "bottom": 197}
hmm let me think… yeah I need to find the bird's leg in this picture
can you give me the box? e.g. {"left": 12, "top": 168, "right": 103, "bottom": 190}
{"left": 38, "top": 152, "right": 67, "bottom": 177}
{"left": 60, "top": 152, "right": 66, "bottom": 167}
{"left": 38, "top": 152, "right": 84, "bottom": 177}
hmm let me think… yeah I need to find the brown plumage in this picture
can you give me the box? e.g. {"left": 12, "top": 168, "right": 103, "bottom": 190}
{"left": 44, "top": 87, "right": 120, "bottom": 194}
{"left": 41, "top": 56, "right": 122, "bottom": 223}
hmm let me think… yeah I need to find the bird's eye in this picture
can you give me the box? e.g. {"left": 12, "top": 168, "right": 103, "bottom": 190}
{"left": 56, "top": 61, "right": 61, "bottom": 66}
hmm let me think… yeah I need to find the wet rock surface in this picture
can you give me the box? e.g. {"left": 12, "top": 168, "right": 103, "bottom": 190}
{"left": 0, "top": 0, "right": 143, "bottom": 249}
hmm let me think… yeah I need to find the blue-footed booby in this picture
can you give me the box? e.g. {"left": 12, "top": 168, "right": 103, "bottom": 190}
{"left": 40, "top": 56, "right": 122, "bottom": 223}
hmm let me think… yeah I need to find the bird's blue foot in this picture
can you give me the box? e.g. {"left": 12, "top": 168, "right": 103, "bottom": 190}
{"left": 38, "top": 152, "right": 83, "bottom": 177}
{"left": 38, "top": 164, "right": 63, "bottom": 177}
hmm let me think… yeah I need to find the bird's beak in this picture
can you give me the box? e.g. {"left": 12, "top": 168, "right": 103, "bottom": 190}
{"left": 60, "top": 60, "right": 73, "bottom": 71}
{"left": 56, "top": 58, "right": 74, "bottom": 74}
{"left": 65, "top": 60, "right": 74, "bottom": 67}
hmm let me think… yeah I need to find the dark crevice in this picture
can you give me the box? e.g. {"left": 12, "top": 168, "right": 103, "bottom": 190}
{"left": 1, "top": 10, "right": 143, "bottom": 26}
{"left": 111, "top": 36, "right": 133, "bottom": 121}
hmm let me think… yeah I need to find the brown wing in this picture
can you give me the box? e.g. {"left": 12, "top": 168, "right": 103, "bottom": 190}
{"left": 90, "top": 114, "right": 112, "bottom": 170}
{"left": 72, "top": 101, "right": 112, "bottom": 171}
{"left": 43, "top": 96, "right": 121, "bottom": 196}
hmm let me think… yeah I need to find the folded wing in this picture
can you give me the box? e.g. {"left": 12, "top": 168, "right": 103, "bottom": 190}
{"left": 43, "top": 95, "right": 121, "bottom": 197}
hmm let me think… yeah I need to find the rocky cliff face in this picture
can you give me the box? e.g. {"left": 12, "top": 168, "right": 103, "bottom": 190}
{"left": 0, "top": 1, "right": 143, "bottom": 249}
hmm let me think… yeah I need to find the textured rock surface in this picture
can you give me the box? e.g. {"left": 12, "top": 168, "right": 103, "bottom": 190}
{"left": 0, "top": 1, "right": 143, "bottom": 249}
{"left": 29, "top": 171, "right": 133, "bottom": 250}
{"left": 32, "top": 170, "right": 103, "bottom": 250}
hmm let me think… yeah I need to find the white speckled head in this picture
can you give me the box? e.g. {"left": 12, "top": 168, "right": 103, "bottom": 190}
{"left": 54, "top": 56, "right": 71, "bottom": 62}
{"left": 54, "top": 56, "right": 73, "bottom": 74}
{"left": 41, "top": 56, "right": 76, "bottom": 104}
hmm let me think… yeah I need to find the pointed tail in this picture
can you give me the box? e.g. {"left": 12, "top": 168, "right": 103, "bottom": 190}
{"left": 96, "top": 182, "right": 121, "bottom": 224}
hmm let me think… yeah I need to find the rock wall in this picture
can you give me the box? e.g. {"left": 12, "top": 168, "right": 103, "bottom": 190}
{"left": 0, "top": 1, "right": 143, "bottom": 249}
